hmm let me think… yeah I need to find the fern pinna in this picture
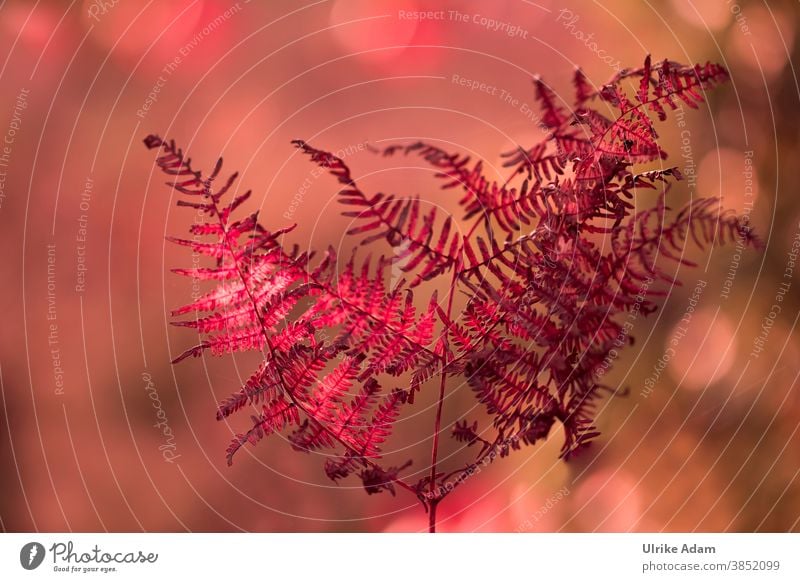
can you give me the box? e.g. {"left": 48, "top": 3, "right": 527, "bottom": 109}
{"left": 144, "top": 56, "right": 759, "bottom": 532}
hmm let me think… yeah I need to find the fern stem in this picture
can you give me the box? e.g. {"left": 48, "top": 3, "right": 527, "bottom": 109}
{"left": 428, "top": 266, "right": 459, "bottom": 532}
{"left": 428, "top": 499, "right": 439, "bottom": 533}
{"left": 428, "top": 373, "right": 446, "bottom": 533}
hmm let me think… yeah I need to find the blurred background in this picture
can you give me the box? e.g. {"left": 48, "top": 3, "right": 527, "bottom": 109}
{"left": 0, "top": 0, "right": 798, "bottom": 532}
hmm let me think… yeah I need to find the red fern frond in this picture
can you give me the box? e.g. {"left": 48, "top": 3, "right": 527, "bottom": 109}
{"left": 294, "top": 140, "right": 461, "bottom": 286}
{"left": 225, "top": 398, "right": 299, "bottom": 466}
{"left": 145, "top": 55, "right": 761, "bottom": 527}
{"left": 534, "top": 76, "right": 570, "bottom": 128}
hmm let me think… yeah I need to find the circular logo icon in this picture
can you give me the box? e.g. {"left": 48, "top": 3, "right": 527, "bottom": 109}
{"left": 20, "top": 542, "right": 46, "bottom": 570}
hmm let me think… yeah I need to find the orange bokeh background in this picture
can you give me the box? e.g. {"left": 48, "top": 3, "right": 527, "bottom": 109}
{"left": 0, "top": 0, "right": 798, "bottom": 532}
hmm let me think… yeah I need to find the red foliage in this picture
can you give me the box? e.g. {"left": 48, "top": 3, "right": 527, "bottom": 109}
{"left": 143, "top": 57, "right": 759, "bottom": 529}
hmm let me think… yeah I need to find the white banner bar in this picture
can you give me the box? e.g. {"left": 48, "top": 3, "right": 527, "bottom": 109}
{"left": 1, "top": 533, "right": 798, "bottom": 581}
